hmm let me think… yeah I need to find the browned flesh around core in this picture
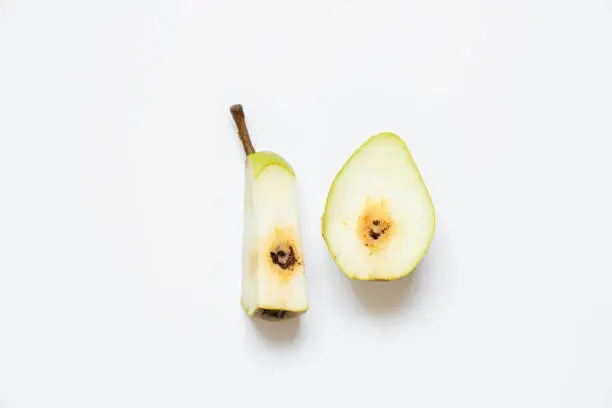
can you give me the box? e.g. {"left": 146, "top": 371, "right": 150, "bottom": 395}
{"left": 357, "top": 198, "right": 394, "bottom": 251}
{"left": 265, "top": 228, "right": 302, "bottom": 278}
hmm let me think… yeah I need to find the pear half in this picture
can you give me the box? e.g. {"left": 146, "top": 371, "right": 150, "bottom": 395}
{"left": 322, "top": 132, "right": 435, "bottom": 281}
{"left": 231, "top": 105, "right": 308, "bottom": 321}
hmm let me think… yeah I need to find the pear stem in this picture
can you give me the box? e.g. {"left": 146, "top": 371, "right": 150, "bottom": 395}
{"left": 230, "top": 104, "right": 255, "bottom": 156}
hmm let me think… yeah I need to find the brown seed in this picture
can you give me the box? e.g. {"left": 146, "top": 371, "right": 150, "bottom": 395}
{"left": 270, "top": 246, "right": 297, "bottom": 270}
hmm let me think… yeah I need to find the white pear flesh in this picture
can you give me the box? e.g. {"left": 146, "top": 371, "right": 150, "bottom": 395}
{"left": 322, "top": 132, "right": 435, "bottom": 281}
{"left": 241, "top": 152, "right": 308, "bottom": 320}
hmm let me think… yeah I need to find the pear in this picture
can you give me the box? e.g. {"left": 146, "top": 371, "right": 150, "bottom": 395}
{"left": 230, "top": 104, "right": 308, "bottom": 320}
{"left": 321, "top": 132, "right": 435, "bottom": 281}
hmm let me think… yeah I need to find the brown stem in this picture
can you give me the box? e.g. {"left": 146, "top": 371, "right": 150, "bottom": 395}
{"left": 230, "top": 104, "right": 255, "bottom": 156}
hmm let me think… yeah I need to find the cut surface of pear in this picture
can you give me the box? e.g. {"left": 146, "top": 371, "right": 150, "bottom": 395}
{"left": 241, "top": 151, "right": 308, "bottom": 320}
{"left": 322, "top": 132, "right": 435, "bottom": 281}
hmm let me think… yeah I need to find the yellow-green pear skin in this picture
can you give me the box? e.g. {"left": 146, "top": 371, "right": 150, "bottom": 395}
{"left": 321, "top": 132, "right": 435, "bottom": 281}
{"left": 248, "top": 151, "right": 295, "bottom": 178}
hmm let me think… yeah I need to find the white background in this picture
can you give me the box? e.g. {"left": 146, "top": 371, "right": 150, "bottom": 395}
{"left": 1, "top": 0, "right": 612, "bottom": 407}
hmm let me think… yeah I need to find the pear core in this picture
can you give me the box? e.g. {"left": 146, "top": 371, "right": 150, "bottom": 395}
{"left": 270, "top": 244, "right": 297, "bottom": 270}
{"left": 265, "top": 227, "right": 302, "bottom": 278}
{"left": 358, "top": 198, "right": 394, "bottom": 252}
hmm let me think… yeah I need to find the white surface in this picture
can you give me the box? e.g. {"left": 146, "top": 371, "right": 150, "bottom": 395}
{"left": 1, "top": 0, "right": 612, "bottom": 406}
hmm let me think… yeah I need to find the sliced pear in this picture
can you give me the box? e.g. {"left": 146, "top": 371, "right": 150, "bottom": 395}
{"left": 231, "top": 104, "right": 308, "bottom": 321}
{"left": 322, "top": 132, "right": 435, "bottom": 281}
